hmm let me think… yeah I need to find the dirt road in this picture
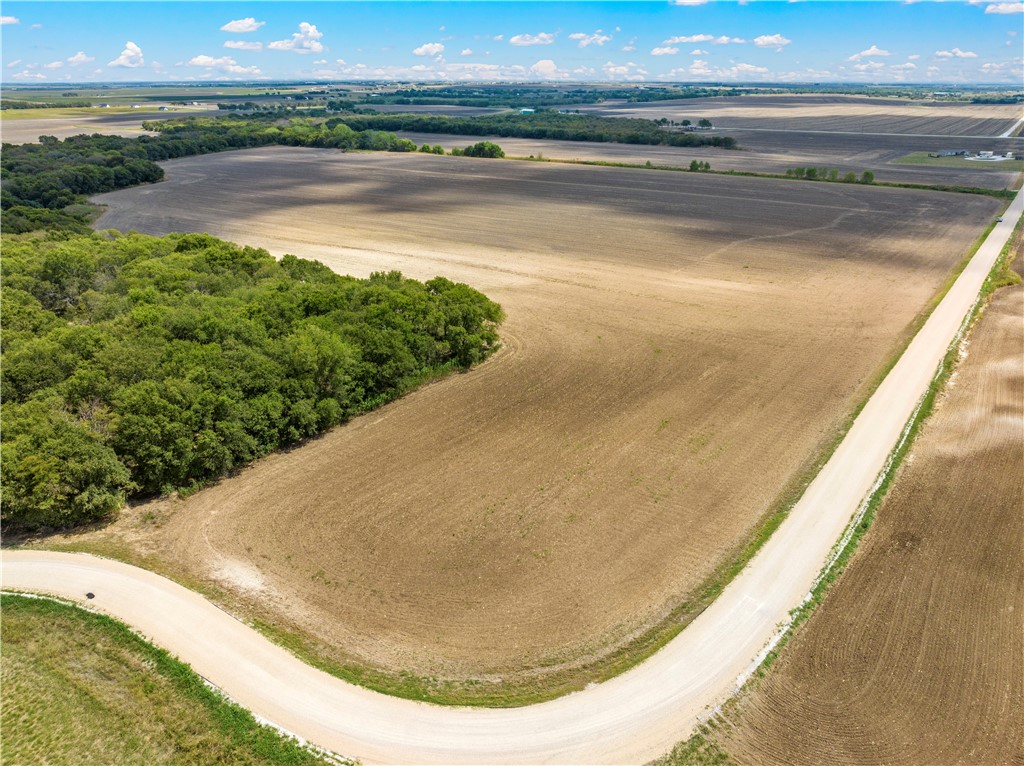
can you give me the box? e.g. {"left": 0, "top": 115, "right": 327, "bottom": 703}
{"left": 5, "top": 191, "right": 1018, "bottom": 764}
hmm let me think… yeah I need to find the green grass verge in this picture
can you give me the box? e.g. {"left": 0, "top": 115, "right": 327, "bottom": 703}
{"left": 894, "top": 151, "right": 1024, "bottom": 172}
{"left": 654, "top": 209, "right": 1022, "bottom": 766}
{"left": 0, "top": 593, "right": 346, "bottom": 766}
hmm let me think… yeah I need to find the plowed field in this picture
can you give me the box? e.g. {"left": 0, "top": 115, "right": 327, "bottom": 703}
{"left": 581, "top": 95, "right": 1023, "bottom": 137}
{"left": 396, "top": 130, "right": 1024, "bottom": 190}
{"left": 715, "top": 247, "right": 1024, "bottom": 764}
{"left": 76, "top": 148, "right": 999, "bottom": 697}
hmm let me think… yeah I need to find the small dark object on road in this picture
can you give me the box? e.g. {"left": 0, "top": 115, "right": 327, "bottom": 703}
{"left": 85, "top": 592, "right": 95, "bottom": 599}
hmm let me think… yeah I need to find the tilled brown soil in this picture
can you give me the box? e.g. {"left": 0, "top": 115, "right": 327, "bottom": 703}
{"left": 75, "top": 149, "right": 999, "bottom": 693}
{"left": 580, "top": 95, "right": 1024, "bottom": 137}
{"left": 715, "top": 254, "right": 1024, "bottom": 765}
{"left": 397, "top": 129, "right": 1024, "bottom": 190}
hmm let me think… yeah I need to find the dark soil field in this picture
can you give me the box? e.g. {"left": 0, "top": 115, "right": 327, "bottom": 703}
{"left": 66, "top": 148, "right": 999, "bottom": 700}
{"left": 709, "top": 240, "right": 1024, "bottom": 765}
{"left": 398, "top": 129, "right": 1024, "bottom": 190}
{"left": 580, "top": 95, "right": 1024, "bottom": 137}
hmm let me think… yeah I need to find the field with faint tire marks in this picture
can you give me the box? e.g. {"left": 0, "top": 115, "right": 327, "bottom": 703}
{"left": 71, "top": 148, "right": 999, "bottom": 701}
{"left": 714, "top": 242, "right": 1023, "bottom": 765}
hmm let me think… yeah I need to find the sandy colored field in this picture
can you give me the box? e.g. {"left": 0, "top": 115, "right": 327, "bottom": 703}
{"left": 399, "top": 129, "right": 1024, "bottom": 190}
{"left": 712, "top": 245, "right": 1024, "bottom": 765}
{"left": 73, "top": 148, "right": 999, "bottom": 693}
{"left": 581, "top": 94, "right": 1024, "bottom": 137}
{"left": 0, "top": 107, "right": 217, "bottom": 144}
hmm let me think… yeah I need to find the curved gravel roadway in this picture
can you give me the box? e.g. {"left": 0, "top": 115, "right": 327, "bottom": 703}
{"left": 3, "top": 191, "right": 1021, "bottom": 765}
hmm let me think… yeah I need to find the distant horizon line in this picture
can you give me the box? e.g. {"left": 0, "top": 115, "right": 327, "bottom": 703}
{"left": 3, "top": 79, "right": 1021, "bottom": 88}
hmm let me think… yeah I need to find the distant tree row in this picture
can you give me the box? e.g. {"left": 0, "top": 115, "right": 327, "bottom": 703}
{"left": 1, "top": 232, "right": 504, "bottom": 530}
{"left": 0, "top": 120, "right": 418, "bottom": 234}
{"left": 324, "top": 111, "right": 738, "bottom": 149}
{"left": 786, "top": 167, "right": 875, "bottom": 184}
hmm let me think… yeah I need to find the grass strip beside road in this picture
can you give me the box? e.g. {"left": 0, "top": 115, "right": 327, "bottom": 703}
{"left": 0, "top": 593, "right": 344, "bottom": 766}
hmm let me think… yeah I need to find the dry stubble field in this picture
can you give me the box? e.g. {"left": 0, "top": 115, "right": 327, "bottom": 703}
{"left": 71, "top": 148, "right": 999, "bottom": 698}
{"left": 711, "top": 236, "right": 1024, "bottom": 766}
{"left": 580, "top": 94, "right": 1024, "bottom": 137}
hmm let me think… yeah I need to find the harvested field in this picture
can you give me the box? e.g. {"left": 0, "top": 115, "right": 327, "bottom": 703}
{"left": 712, "top": 240, "right": 1024, "bottom": 765}
{"left": 580, "top": 94, "right": 1024, "bottom": 137}
{"left": 72, "top": 148, "right": 999, "bottom": 699}
{"left": 0, "top": 108, "right": 217, "bottom": 144}
{"left": 398, "top": 129, "right": 1024, "bottom": 190}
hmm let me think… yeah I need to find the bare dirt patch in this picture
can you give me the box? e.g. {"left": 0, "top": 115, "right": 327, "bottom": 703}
{"left": 580, "top": 94, "right": 1024, "bottom": 137}
{"left": 713, "top": 248, "right": 1024, "bottom": 765}
{"left": 60, "top": 148, "right": 999, "bottom": 699}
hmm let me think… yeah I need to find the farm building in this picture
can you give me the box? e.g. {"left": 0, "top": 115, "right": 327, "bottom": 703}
{"left": 928, "top": 149, "right": 968, "bottom": 157}
{"left": 519, "top": 108, "right": 536, "bottom": 115}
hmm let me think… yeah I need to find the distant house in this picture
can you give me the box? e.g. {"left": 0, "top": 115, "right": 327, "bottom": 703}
{"left": 97, "top": 103, "right": 111, "bottom": 108}
{"left": 519, "top": 108, "right": 535, "bottom": 115}
{"left": 978, "top": 150, "right": 994, "bottom": 158}
{"left": 928, "top": 149, "right": 967, "bottom": 157}
{"left": 158, "top": 106, "right": 171, "bottom": 111}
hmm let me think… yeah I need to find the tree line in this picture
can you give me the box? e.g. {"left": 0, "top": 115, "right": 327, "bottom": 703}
{"left": 0, "top": 119, "right": 433, "bottom": 235}
{"left": 1, "top": 231, "right": 504, "bottom": 531}
{"left": 323, "top": 111, "right": 738, "bottom": 149}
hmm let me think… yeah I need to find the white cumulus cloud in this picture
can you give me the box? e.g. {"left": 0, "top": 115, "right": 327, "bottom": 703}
{"left": 529, "top": 58, "right": 564, "bottom": 78}
{"left": 509, "top": 32, "right": 555, "bottom": 46}
{"left": 67, "top": 51, "right": 95, "bottom": 66}
{"left": 6, "top": 59, "right": 22, "bottom": 68}
{"left": 268, "top": 22, "right": 324, "bottom": 54}
{"left": 220, "top": 17, "right": 265, "bottom": 33}
{"left": 569, "top": 30, "right": 612, "bottom": 48}
{"left": 413, "top": 42, "right": 445, "bottom": 56}
{"left": 985, "top": 1, "right": 1023, "bottom": 12}
{"left": 461, "top": 48, "right": 473, "bottom": 56}
{"left": 891, "top": 62, "right": 917, "bottom": 71}
{"left": 651, "top": 46, "right": 680, "bottom": 56}
{"left": 671, "top": 0, "right": 709, "bottom": 5}
{"left": 1, "top": 16, "right": 19, "bottom": 25}
{"left": 935, "top": 47, "right": 978, "bottom": 58}
{"left": 225, "top": 40, "right": 263, "bottom": 51}
{"left": 13, "top": 70, "right": 46, "bottom": 80}
{"left": 43, "top": 61, "right": 64, "bottom": 69}
{"left": 664, "top": 34, "right": 745, "bottom": 45}
{"left": 849, "top": 44, "right": 891, "bottom": 61}
{"left": 109, "top": 41, "right": 144, "bottom": 68}
{"left": 753, "top": 33, "right": 792, "bottom": 51}
{"left": 690, "top": 48, "right": 709, "bottom": 55}
{"left": 186, "top": 54, "right": 261, "bottom": 74}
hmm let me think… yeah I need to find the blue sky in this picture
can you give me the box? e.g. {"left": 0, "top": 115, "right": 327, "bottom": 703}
{"left": 2, "top": 2, "right": 1021, "bottom": 85}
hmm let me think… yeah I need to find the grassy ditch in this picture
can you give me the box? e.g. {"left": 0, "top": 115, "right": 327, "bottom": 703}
{"left": 653, "top": 210, "right": 1023, "bottom": 766}
{"left": 0, "top": 593, "right": 345, "bottom": 766}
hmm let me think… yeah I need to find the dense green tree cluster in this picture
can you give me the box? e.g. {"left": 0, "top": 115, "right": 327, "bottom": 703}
{"left": 324, "top": 111, "right": 738, "bottom": 149}
{"left": 457, "top": 141, "right": 506, "bottom": 158}
{"left": 1, "top": 231, "right": 503, "bottom": 530}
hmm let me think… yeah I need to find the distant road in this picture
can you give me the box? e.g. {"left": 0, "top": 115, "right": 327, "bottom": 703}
{"left": 3, "top": 192, "right": 1020, "bottom": 765}
{"left": 1000, "top": 117, "right": 1024, "bottom": 139}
